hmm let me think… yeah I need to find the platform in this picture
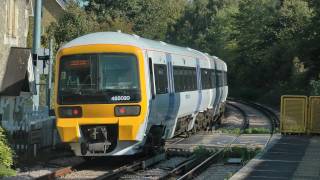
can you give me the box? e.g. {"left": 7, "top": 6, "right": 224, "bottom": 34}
{"left": 166, "top": 133, "right": 271, "bottom": 151}
{"left": 231, "top": 135, "right": 320, "bottom": 180}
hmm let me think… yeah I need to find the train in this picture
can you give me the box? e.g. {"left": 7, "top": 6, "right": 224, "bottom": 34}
{"left": 54, "top": 32, "right": 228, "bottom": 156}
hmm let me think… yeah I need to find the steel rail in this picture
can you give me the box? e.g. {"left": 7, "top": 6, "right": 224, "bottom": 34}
{"left": 226, "top": 102, "right": 250, "bottom": 132}
{"left": 228, "top": 98, "right": 279, "bottom": 134}
{"left": 227, "top": 98, "right": 279, "bottom": 149}
{"left": 174, "top": 99, "right": 278, "bottom": 180}
{"left": 170, "top": 102, "right": 249, "bottom": 180}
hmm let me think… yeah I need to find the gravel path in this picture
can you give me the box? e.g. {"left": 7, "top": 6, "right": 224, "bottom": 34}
{"left": 59, "top": 168, "right": 108, "bottom": 179}
{"left": 3, "top": 156, "right": 84, "bottom": 180}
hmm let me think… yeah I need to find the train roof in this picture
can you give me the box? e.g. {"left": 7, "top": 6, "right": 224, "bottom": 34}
{"left": 212, "top": 56, "right": 227, "bottom": 71}
{"left": 62, "top": 32, "right": 207, "bottom": 58}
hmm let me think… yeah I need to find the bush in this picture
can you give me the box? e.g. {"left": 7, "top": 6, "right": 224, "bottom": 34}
{"left": 0, "top": 165, "right": 16, "bottom": 177}
{"left": 0, "top": 127, "right": 16, "bottom": 177}
{"left": 310, "top": 80, "right": 320, "bottom": 95}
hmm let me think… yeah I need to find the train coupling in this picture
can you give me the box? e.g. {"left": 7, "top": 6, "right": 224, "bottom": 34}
{"left": 80, "top": 125, "right": 118, "bottom": 155}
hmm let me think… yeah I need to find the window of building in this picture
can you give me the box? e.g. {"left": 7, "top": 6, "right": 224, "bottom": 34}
{"left": 6, "top": 0, "right": 18, "bottom": 38}
{"left": 154, "top": 64, "right": 168, "bottom": 94}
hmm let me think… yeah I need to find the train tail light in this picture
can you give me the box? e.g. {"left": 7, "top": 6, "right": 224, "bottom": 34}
{"left": 114, "top": 105, "right": 140, "bottom": 117}
{"left": 59, "top": 106, "right": 82, "bottom": 118}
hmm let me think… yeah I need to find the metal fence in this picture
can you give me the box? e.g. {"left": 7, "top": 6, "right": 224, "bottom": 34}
{"left": 280, "top": 96, "right": 308, "bottom": 134}
{"left": 308, "top": 96, "right": 320, "bottom": 134}
{"left": 281, "top": 95, "right": 320, "bottom": 134}
{"left": 1, "top": 106, "right": 57, "bottom": 154}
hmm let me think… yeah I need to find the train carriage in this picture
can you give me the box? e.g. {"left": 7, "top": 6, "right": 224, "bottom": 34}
{"left": 54, "top": 32, "right": 228, "bottom": 156}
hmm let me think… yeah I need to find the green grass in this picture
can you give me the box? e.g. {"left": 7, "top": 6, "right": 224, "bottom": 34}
{"left": 193, "top": 146, "right": 212, "bottom": 156}
{"left": 224, "top": 147, "right": 261, "bottom": 162}
{"left": 220, "top": 128, "right": 241, "bottom": 134}
{"left": 244, "top": 128, "right": 270, "bottom": 134}
{"left": 219, "top": 127, "right": 270, "bottom": 134}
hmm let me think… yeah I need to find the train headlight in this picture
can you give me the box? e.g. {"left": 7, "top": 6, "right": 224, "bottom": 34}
{"left": 59, "top": 106, "right": 82, "bottom": 118}
{"left": 114, "top": 105, "right": 141, "bottom": 117}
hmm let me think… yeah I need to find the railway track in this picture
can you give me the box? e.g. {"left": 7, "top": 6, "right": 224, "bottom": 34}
{"left": 226, "top": 101, "right": 249, "bottom": 132}
{"left": 228, "top": 98, "right": 279, "bottom": 133}
{"left": 37, "top": 99, "right": 279, "bottom": 180}
{"left": 171, "top": 99, "right": 280, "bottom": 179}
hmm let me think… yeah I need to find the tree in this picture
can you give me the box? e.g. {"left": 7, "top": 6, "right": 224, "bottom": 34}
{"left": 229, "top": 0, "right": 312, "bottom": 100}
{"left": 301, "top": 0, "right": 320, "bottom": 83}
{"left": 82, "top": 0, "right": 186, "bottom": 40}
{"left": 167, "top": 0, "right": 234, "bottom": 53}
{"left": 47, "top": 2, "right": 99, "bottom": 49}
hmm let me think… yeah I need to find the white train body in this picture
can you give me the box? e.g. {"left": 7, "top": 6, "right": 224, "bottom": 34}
{"left": 55, "top": 32, "right": 228, "bottom": 156}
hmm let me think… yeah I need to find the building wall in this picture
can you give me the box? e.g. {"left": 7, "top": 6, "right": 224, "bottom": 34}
{"left": 27, "top": 0, "right": 66, "bottom": 48}
{"left": 0, "top": 0, "right": 30, "bottom": 89}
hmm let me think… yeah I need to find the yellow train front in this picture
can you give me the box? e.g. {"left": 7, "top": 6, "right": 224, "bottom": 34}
{"left": 54, "top": 37, "right": 149, "bottom": 156}
{"left": 54, "top": 32, "right": 228, "bottom": 156}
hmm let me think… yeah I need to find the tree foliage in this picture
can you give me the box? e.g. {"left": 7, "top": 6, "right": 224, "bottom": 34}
{"left": 47, "top": 2, "right": 100, "bottom": 49}
{"left": 48, "top": 0, "right": 320, "bottom": 105}
{"left": 82, "top": 0, "right": 185, "bottom": 40}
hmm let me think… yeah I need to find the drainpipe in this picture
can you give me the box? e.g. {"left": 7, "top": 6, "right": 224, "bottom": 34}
{"left": 32, "top": 0, "right": 42, "bottom": 110}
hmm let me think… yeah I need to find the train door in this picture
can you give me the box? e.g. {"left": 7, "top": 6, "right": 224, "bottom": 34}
{"left": 210, "top": 59, "right": 217, "bottom": 110}
{"left": 146, "top": 51, "right": 175, "bottom": 139}
{"left": 213, "top": 59, "right": 221, "bottom": 115}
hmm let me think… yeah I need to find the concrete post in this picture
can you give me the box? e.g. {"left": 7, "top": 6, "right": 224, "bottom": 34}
{"left": 32, "top": 0, "right": 42, "bottom": 110}
{"left": 32, "top": 0, "right": 42, "bottom": 56}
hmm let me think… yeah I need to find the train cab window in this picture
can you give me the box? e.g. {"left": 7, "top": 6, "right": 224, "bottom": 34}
{"left": 58, "top": 53, "right": 141, "bottom": 105}
{"left": 154, "top": 64, "right": 168, "bottom": 94}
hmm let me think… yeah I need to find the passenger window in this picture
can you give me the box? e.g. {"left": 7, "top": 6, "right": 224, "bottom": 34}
{"left": 173, "top": 67, "right": 181, "bottom": 92}
{"left": 201, "top": 69, "right": 213, "bottom": 89}
{"left": 217, "top": 70, "right": 223, "bottom": 87}
{"left": 154, "top": 64, "right": 168, "bottom": 94}
{"left": 173, "top": 66, "right": 197, "bottom": 92}
{"left": 211, "top": 70, "right": 216, "bottom": 88}
{"left": 192, "top": 69, "right": 197, "bottom": 90}
{"left": 224, "top": 71, "right": 228, "bottom": 86}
